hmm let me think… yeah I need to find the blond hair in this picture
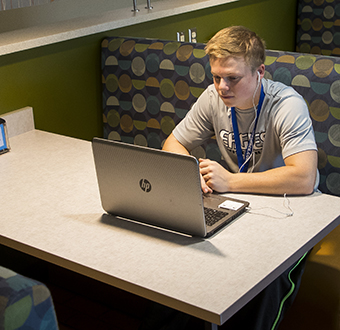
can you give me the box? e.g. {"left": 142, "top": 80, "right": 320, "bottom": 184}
{"left": 205, "top": 26, "right": 266, "bottom": 73}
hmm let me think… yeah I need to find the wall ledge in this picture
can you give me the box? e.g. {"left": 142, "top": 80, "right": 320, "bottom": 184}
{"left": 0, "top": 0, "right": 238, "bottom": 56}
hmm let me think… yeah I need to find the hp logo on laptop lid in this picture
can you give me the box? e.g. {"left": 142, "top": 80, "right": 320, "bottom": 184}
{"left": 140, "top": 179, "right": 152, "bottom": 192}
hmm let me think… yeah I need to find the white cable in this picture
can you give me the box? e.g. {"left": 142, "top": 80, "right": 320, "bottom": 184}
{"left": 238, "top": 72, "right": 261, "bottom": 173}
{"left": 283, "top": 193, "right": 294, "bottom": 216}
{"left": 246, "top": 193, "right": 294, "bottom": 218}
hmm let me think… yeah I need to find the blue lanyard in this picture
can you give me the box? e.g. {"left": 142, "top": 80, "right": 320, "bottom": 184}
{"left": 231, "top": 84, "right": 265, "bottom": 172}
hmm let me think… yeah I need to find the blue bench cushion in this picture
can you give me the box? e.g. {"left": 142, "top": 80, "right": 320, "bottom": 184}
{"left": 0, "top": 266, "right": 58, "bottom": 330}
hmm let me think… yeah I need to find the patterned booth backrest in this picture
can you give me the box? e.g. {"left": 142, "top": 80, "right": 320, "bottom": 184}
{"left": 264, "top": 50, "right": 340, "bottom": 196}
{"left": 101, "top": 37, "right": 221, "bottom": 163}
{"left": 102, "top": 37, "right": 340, "bottom": 196}
{"left": 296, "top": 0, "right": 340, "bottom": 56}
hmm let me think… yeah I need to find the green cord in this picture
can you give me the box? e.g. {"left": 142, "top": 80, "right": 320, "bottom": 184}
{"left": 271, "top": 252, "right": 308, "bottom": 330}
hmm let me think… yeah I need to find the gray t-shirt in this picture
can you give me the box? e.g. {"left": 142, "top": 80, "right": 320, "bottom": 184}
{"left": 173, "top": 78, "right": 318, "bottom": 175}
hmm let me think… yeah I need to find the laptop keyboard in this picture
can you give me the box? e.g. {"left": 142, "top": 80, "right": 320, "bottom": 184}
{"left": 204, "top": 207, "right": 229, "bottom": 226}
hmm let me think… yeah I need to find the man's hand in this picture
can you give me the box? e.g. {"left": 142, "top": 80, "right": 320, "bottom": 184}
{"left": 200, "top": 171, "right": 214, "bottom": 194}
{"left": 199, "top": 158, "right": 231, "bottom": 193}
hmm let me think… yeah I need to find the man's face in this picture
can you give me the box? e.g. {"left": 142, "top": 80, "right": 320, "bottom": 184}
{"left": 210, "top": 56, "right": 261, "bottom": 110}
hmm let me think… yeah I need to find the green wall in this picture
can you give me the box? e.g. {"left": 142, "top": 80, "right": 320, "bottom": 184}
{"left": 0, "top": 0, "right": 297, "bottom": 141}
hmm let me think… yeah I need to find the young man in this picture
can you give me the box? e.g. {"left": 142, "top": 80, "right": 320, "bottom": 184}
{"left": 163, "top": 26, "right": 318, "bottom": 196}
{"left": 159, "top": 26, "right": 318, "bottom": 329}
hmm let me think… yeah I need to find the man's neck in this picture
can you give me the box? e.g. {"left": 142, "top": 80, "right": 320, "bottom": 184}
{"left": 236, "top": 87, "right": 262, "bottom": 110}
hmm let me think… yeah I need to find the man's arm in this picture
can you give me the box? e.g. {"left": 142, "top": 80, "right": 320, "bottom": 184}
{"left": 199, "top": 149, "right": 318, "bottom": 195}
{"left": 162, "top": 133, "right": 191, "bottom": 155}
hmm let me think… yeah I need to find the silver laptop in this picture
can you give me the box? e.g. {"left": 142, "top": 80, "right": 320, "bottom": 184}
{"left": 92, "top": 138, "right": 249, "bottom": 237}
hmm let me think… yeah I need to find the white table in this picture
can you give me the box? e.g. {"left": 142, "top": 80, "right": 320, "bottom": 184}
{"left": 1, "top": 130, "right": 340, "bottom": 328}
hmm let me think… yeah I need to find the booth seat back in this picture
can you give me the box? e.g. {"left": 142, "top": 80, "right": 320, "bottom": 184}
{"left": 101, "top": 37, "right": 340, "bottom": 196}
{"left": 296, "top": 0, "right": 340, "bottom": 56}
{"left": 264, "top": 50, "right": 340, "bottom": 196}
{"left": 101, "top": 37, "right": 221, "bottom": 164}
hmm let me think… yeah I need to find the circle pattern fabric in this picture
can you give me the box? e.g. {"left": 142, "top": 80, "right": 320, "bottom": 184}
{"left": 102, "top": 37, "right": 222, "bottom": 164}
{"left": 296, "top": 0, "right": 340, "bottom": 56}
{"left": 102, "top": 37, "right": 340, "bottom": 196}
{"left": 265, "top": 49, "right": 340, "bottom": 196}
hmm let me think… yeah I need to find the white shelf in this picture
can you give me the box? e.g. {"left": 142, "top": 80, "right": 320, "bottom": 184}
{"left": 0, "top": 0, "right": 238, "bottom": 56}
